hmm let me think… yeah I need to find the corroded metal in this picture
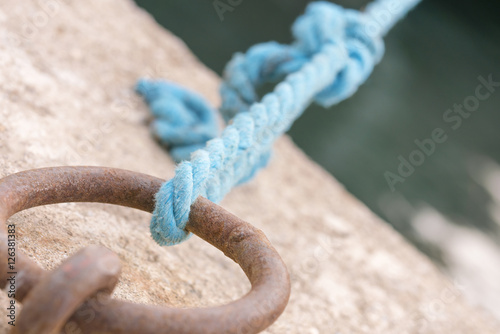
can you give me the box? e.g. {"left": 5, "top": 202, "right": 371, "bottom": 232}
{"left": 0, "top": 167, "right": 290, "bottom": 334}
{"left": 15, "top": 246, "right": 121, "bottom": 334}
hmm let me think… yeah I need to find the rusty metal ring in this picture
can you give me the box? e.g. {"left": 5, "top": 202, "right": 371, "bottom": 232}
{"left": 15, "top": 245, "right": 121, "bottom": 334}
{"left": 0, "top": 166, "right": 290, "bottom": 334}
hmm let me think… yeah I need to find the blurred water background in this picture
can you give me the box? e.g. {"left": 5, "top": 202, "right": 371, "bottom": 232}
{"left": 134, "top": 0, "right": 500, "bottom": 318}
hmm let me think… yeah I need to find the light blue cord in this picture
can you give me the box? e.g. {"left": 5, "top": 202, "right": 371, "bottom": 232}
{"left": 138, "top": 0, "right": 421, "bottom": 246}
{"left": 136, "top": 80, "right": 219, "bottom": 162}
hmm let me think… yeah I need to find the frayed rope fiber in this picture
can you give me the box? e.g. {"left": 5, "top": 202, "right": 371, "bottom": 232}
{"left": 136, "top": 0, "right": 421, "bottom": 246}
{"left": 136, "top": 80, "right": 219, "bottom": 162}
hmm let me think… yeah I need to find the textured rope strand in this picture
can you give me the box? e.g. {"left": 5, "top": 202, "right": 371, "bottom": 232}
{"left": 144, "top": 0, "right": 421, "bottom": 246}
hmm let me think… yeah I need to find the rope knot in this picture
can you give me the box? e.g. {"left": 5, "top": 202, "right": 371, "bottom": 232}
{"left": 150, "top": 150, "right": 212, "bottom": 245}
{"left": 220, "top": 2, "right": 384, "bottom": 119}
{"left": 297, "top": 3, "right": 385, "bottom": 106}
{"left": 136, "top": 79, "right": 219, "bottom": 162}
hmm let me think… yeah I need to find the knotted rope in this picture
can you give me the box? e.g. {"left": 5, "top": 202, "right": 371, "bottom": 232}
{"left": 137, "top": 0, "right": 421, "bottom": 246}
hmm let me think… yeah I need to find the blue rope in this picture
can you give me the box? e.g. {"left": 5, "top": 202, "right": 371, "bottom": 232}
{"left": 136, "top": 80, "right": 219, "bottom": 162}
{"left": 138, "top": 0, "right": 421, "bottom": 246}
